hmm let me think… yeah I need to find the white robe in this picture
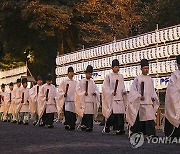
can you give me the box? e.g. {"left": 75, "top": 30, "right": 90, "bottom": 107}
{"left": 56, "top": 77, "right": 77, "bottom": 113}
{"left": 19, "top": 87, "right": 30, "bottom": 113}
{"left": 165, "top": 70, "right": 180, "bottom": 128}
{"left": 8, "top": 90, "right": 15, "bottom": 114}
{"left": 38, "top": 83, "right": 60, "bottom": 118}
{"left": 4, "top": 90, "right": 15, "bottom": 115}
{"left": 0, "top": 91, "right": 5, "bottom": 113}
{"left": 102, "top": 72, "right": 127, "bottom": 119}
{"left": 14, "top": 87, "right": 22, "bottom": 114}
{"left": 126, "top": 74, "right": 159, "bottom": 126}
{"left": 75, "top": 78, "right": 100, "bottom": 118}
{"left": 29, "top": 85, "right": 42, "bottom": 115}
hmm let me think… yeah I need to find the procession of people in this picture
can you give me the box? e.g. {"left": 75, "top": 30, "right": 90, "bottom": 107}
{"left": 0, "top": 55, "right": 179, "bottom": 138}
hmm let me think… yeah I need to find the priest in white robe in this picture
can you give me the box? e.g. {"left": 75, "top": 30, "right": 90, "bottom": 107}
{"left": 164, "top": 55, "right": 180, "bottom": 137}
{"left": 14, "top": 78, "right": 22, "bottom": 123}
{"left": 29, "top": 76, "right": 43, "bottom": 125}
{"left": 3, "top": 82, "right": 15, "bottom": 122}
{"left": 18, "top": 78, "right": 30, "bottom": 125}
{"left": 0, "top": 84, "right": 6, "bottom": 121}
{"left": 102, "top": 59, "right": 127, "bottom": 135}
{"left": 57, "top": 67, "right": 77, "bottom": 130}
{"left": 75, "top": 65, "right": 100, "bottom": 132}
{"left": 126, "top": 59, "right": 159, "bottom": 137}
{"left": 38, "top": 74, "right": 60, "bottom": 128}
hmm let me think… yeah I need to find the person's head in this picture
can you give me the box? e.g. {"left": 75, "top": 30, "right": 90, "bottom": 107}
{"left": 85, "top": 65, "right": 93, "bottom": 80}
{"left": 141, "top": 59, "right": 149, "bottom": 75}
{"left": 16, "top": 78, "right": 21, "bottom": 88}
{"left": 67, "top": 67, "right": 74, "bottom": 79}
{"left": 176, "top": 55, "right": 180, "bottom": 70}
{"left": 9, "top": 82, "right": 14, "bottom": 91}
{"left": 46, "top": 74, "right": 52, "bottom": 85}
{"left": 1, "top": 84, "right": 5, "bottom": 92}
{"left": 22, "top": 78, "right": 28, "bottom": 88}
{"left": 112, "top": 59, "right": 120, "bottom": 73}
{"left": 36, "top": 76, "right": 43, "bottom": 86}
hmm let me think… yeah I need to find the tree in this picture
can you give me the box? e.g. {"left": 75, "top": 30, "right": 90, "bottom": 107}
{"left": 140, "top": 0, "right": 180, "bottom": 33}
{"left": 0, "top": 0, "right": 72, "bottom": 82}
{"left": 73, "top": 0, "right": 142, "bottom": 48}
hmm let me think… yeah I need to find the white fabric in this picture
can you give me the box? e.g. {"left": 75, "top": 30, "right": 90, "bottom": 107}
{"left": 102, "top": 72, "right": 127, "bottom": 119}
{"left": 19, "top": 87, "right": 30, "bottom": 113}
{"left": 126, "top": 74, "right": 159, "bottom": 126}
{"left": 38, "top": 83, "right": 60, "bottom": 117}
{"left": 29, "top": 85, "right": 42, "bottom": 115}
{"left": 165, "top": 70, "right": 180, "bottom": 128}
{"left": 57, "top": 77, "right": 77, "bottom": 113}
{"left": 0, "top": 91, "right": 5, "bottom": 113}
{"left": 75, "top": 78, "right": 100, "bottom": 118}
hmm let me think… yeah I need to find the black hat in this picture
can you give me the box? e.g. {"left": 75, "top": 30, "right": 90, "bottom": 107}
{"left": 36, "top": 76, "right": 42, "bottom": 81}
{"left": 46, "top": 74, "right": 52, "bottom": 81}
{"left": 176, "top": 55, "right": 180, "bottom": 64}
{"left": 68, "top": 67, "right": 74, "bottom": 73}
{"left": 17, "top": 78, "right": 21, "bottom": 83}
{"left": 1, "top": 83, "right": 5, "bottom": 88}
{"left": 141, "top": 59, "right": 149, "bottom": 68}
{"left": 22, "top": 78, "right": 28, "bottom": 84}
{"left": 9, "top": 82, "right": 14, "bottom": 86}
{"left": 112, "top": 59, "right": 119, "bottom": 67}
{"left": 85, "top": 65, "right": 93, "bottom": 73}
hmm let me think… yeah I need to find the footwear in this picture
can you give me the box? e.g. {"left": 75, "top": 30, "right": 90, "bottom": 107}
{"left": 23, "top": 122, "right": 29, "bottom": 125}
{"left": 86, "top": 128, "right": 93, "bottom": 132}
{"left": 3, "top": 120, "right": 7, "bottom": 122}
{"left": 11, "top": 120, "right": 17, "bottom": 123}
{"left": 18, "top": 121, "right": 23, "bottom": 124}
{"left": 33, "top": 122, "right": 37, "bottom": 126}
{"left": 65, "top": 125, "right": 70, "bottom": 130}
{"left": 81, "top": 125, "right": 86, "bottom": 131}
{"left": 39, "top": 123, "right": 45, "bottom": 127}
{"left": 48, "top": 125, "right": 54, "bottom": 128}
{"left": 105, "top": 127, "right": 110, "bottom": 133}
{"left": 116, "top": 130, "right": 125, "bottom": 135}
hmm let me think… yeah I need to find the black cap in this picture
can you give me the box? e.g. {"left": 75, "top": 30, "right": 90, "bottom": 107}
{"left": 46, "top": 74, "right": 52, "bottom": 81}
{"left": 22, "top": 78, "right": 28, "bottom": 84}
{"left": 9, "top": 82, "right": 14, "bottom": 86}
{"left": 141, "top": 59, "right": 149, "bottom": 68}
{"left": 176, "top": 55, "right": 180, "bottom": 64}
{"left": 68, "top": 67, "right": 74, "bottom": 73}
{"left": 1, "top": 83, "right": 5, "bottom": 88}
{"left": 36, "top": 75, "right": 42, "bottom": 81}
{"left": 112, "top": 59, "right": 119, "bottom": 67}
{"left": 17, "top": 78, "right": 21, "bottom": 83}
{"left": 85, "top": 65, "right": 93, "bottom": 73}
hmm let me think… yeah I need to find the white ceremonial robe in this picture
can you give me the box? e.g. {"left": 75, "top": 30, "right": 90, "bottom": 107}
{"left": 38, "top": 83, "right": 60, "bottom": 118}
{"left": 75, "top": 78, "right": 100, "bottom": 118}
{"left": 56, "top": 77, "right": 77, "bottom": 113}
{"left": 20, "top": 87, "right": 30, "bottom": 113}
{"left": 126, "top": 74, "right": 159, "bottom": 126}
{"left": 14, "top": 87, "right": 22, "bottom": 114}
{"left": 4, "top": 90, "right": 15, "bottom": 115}
{"left": 29, "top": 85, "right": 42, "bottom": 116}
{"left": 102, "top": 72, "right": 127, "bottom": 119}
{"left": 165, "top": 70, "right": 180, "bottom": 128}
{"left": 0, "top": 91, "right": 5, "bottom": 113}
{"left": 8, "top": 90, "right": 15, "bottom": 114}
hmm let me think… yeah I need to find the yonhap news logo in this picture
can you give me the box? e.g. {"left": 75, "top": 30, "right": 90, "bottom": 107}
{"left": 130, "top": 133, "right": 144, "bottom": 148}
{"left": 130, "top": 133, "right": 180, "bottom": 148}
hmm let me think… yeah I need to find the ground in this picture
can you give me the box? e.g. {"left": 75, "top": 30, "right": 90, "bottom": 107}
{"left": 0, "top": 121, "right": 180, "bottom": 154}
